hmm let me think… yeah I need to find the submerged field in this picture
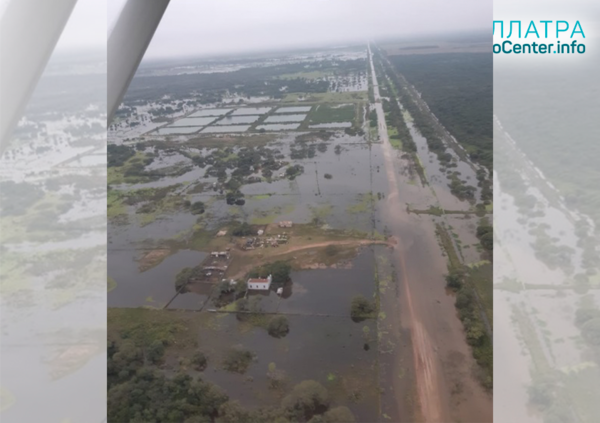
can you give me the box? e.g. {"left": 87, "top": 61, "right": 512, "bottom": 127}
{"left": 108, "top": 43, "right": 492, "bottom": 422}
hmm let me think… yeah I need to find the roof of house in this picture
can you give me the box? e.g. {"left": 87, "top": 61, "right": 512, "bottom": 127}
{"left": 248, "top": 278, "right": 270, "bottom": 284}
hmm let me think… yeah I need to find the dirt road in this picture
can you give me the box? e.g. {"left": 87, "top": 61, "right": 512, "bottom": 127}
{"left": 368, "top": 45, "right": 492, "bottom": 423}
{"left": 368, "top": 45, "right": 445, "bottom": 423}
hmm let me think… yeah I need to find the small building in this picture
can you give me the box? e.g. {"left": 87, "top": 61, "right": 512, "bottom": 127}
{"left": 216, "top": 230, "right": 227, "bottom": 237}
{"left": 210, "top": 251, "right": 229, "bottom": 258}
{"left": 247, "top": 274, "right": 272, "bottom": 290}
{"left": 278, "top": 221, "right": 293, "bottom": 228}
{"left": 257, "top": 229, "right": 264, "bottom": 236}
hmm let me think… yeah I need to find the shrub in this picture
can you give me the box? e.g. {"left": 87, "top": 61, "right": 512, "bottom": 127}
{"left": 190, "top": 201, "right": 205, "bottom": 215}
{"left": 191, "top": 351, "right": 207, "bottom": 371}
{"left": 268, "top": 316, "right": 290, "bottom": 338}
{"left": 350, "top": 295, "right": 376, "bottom": 322}
{"left": 222, "top": 349, "right": 254, "bottom": 374}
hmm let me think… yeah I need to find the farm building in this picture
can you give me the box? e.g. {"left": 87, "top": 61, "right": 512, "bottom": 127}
{"left": 278, "top": 221, "right": 293, "bottom": 228}
{"left": 247, "top": 274, "right": 272, "bottom": 290}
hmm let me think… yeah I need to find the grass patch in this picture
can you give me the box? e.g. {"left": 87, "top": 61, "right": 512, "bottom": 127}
{"left": 282, "top": 92, "right": 367, "bottom": 104}
{"left": 347, "top": 193, "right": 375, "bottom": 214}
{"left": 108, "top": 276, "right": 117, "bottom": 292}
{"left": 309, "top": 104, "right": 355, "bottom": 124}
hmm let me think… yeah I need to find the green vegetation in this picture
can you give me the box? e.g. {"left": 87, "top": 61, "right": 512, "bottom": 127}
{"left": 191, "top": 351, "right": 208, "bottom": 371}
{"left": 108, "top": 276, "right": 117, "bottom": 292}
{"left": 107, "top": 144, "right": 135, "bottom": 167}
{"left": 268, "top": 316, "right": 290, "bottom": 338}
{"left": 309, "top": 104, "right": 355, "bottom": 124}
{"left": 248, "top": 261, "right": 292, "bottom": 288}
{"left": 175, "top": 267, "right": 195, "bottom": 293}
{"left": 282, "top": 380, "right": 330, "bottom": 422}
{"left": 388, "top": 53, "right": 492, "bottom": 169}
{"left": 0, "top": 181, "right": 44, "bottom": 217}
{"left": 350, "top": 295, "right": 376, "bottom": 322}
{"left": 222, "top": 348, "right": 254, "bottom": 374}
{"left": 436, "top": 223, "right": 492, "bottom": 389}
{"left": 231, "top": 222, "right": 255, "bottom": 237}
{"left": 368, "top": 109, "right": 377, "bottom": 128}
{"left": 476, "top": 221, "right": 493, "bottom": 256}
{"left": 190, "top": 201, "right": 206, "bottom": 215}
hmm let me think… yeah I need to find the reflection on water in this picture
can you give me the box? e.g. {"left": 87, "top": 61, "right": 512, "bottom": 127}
{"left": 201, "top": 125, "right": 250, "bottom": 133}
{"left": 156, "top": 126, "right": 201, "bottom": 135}
{"left": 189, "top": 108, "right": 232, "bottom": 117}
{"left": 264, "top": 114, "right": 307, "bottom": 123}
{"left": 168, "top": 116, "right": 216, "bottom": 127}
{"left": 231, "top": 107, "right": 272, "bottom": 115}
{"left": 255, "top": 123, "right": 300, "bottom": 131}
{"left": 274, "top": 106, "right": 312, "bottom": 113}
{"left": 215, "top": 115, "right": 259, "bottom": 125}
{"left": 108, "top": 249, "right": 206, "bottom": 308}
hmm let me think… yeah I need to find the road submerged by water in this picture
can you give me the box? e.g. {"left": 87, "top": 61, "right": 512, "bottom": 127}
{"left": 368, "top": 44, "right": 492, "bottom": 423}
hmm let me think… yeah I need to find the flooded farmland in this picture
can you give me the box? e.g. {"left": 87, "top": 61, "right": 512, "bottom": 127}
{"left": 108, "top": 42, "right": 491, "bottom": 423}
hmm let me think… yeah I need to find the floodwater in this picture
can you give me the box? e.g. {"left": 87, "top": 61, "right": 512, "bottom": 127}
{"left": 274, "top": 106, "right": 312, "bottom": 113}
{"left": 264, "top": 114, "right": 307, "bottom": 123}
{"left": 255, "top": 123, "right": 300, "bottom": 131}
{"left": 156, "top": 126, "right": 201, "bottom": 135}
{"left": 189, "top": 108, "right": 232, "bottom": 117}
{"left": 201, "top": 125, "right": 250, "bottom": 133}
{"left": 277, "top": 248, "right": 376, "bottom": 315}
{"left": 108, "top": 249, "right": 206, "bottom": 308}
{"left": 193, "top": 312, "right": 379, "bottom": 422}
{"left": 215, "top": 115, "right": 259, "bottom": 125}
{"left": 231, "top": 107, "right": 272, "bottom": 115}
{"left": 169, "top": 116, "right": 216, "bottom": 127}
{"left": 369, "top": 46, "right": 492, "bottom": 423}
{"left": 309, "top": 122, "right": 352, "bottom": 129}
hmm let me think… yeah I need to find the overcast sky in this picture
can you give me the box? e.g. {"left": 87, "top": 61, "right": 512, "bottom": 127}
{"left": 108, "top": 0, "right": 491, "bottom": 59}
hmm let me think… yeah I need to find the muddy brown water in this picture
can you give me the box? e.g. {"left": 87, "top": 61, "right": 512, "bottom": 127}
{"left": 186, "top": 312, "right": 379, "bottom": 422}
{"left": 370, "top": 45, "right": 492, "bottom": 422}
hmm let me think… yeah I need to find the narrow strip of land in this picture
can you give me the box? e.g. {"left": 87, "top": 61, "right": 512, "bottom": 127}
{"left": 368, "top": 44, "right": 444, "bottom": 423}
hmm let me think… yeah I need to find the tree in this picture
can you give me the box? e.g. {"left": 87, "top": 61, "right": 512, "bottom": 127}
{"left": 146, "top": 340, "right": 165, "bottom": 364}
{"left": 268, "top": 316, "right": 290, "bottom": 338}
{"left": 445, "top": 271, "right": 463, "bottom": 291}
{"left": 582, "top": 317, "right": 600, "bottom": 346}
{"left": 455, "top": 289, "right": 473, "bottom": 310}
{"left": 350, "top": 295, "right": 376, "bottom": 322}
{"left": 190, "top": 201, "right": 205, "bottom": 215}
{"left": 191, "top": 351, "right": 207, "bottom": 371}
{"left": 575, "top": 308, "right": 600, "bottom": 328}
{"left": 282, "top": 380, "right": 330, "bottom": 422}
{"left": 249, "top": 261, "right": 291, "bottom": 287}
{"left": 222, "top": 348, "right": 254, "bottom": 374}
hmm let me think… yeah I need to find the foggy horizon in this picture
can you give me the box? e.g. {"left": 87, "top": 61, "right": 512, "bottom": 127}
{"left": 108, "top": 0, "right": 490, "bottom": 60}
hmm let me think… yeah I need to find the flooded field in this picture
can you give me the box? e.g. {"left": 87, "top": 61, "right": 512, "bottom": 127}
{"left": 255, "top": 123, "right": 300, "bottom": 131}
{"left": 189, "top": 108, "right": 232, "bottom": 117}
{"left": 155, "top": 126, "right": 202, "bottom": 135}
{"left": 108, "top": 43, "right": 491, "bottom": 423}
{"left": 231, "top": 107, "right": 272, "bottom": 115}
{"left": 169, "top": 116, "right": 216, "bottom": 127}
{"left": 275, "top": 106, "right": 312, "bottom": 113}
{"left": 200, "top": 125, "right": 251, "bottom": 133}
{"left": 215, "top": 115, "right": 260, "bottom": 125}
{"left": 309, "top": 122, "right": 352, "bottom": 129}
{"left": 264, "top": 114, "right": 307, "bottom": 123}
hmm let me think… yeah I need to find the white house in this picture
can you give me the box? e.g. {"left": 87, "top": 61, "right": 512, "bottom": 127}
{"left": 247, "top": 274, "right": 272, "bottom": 290}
